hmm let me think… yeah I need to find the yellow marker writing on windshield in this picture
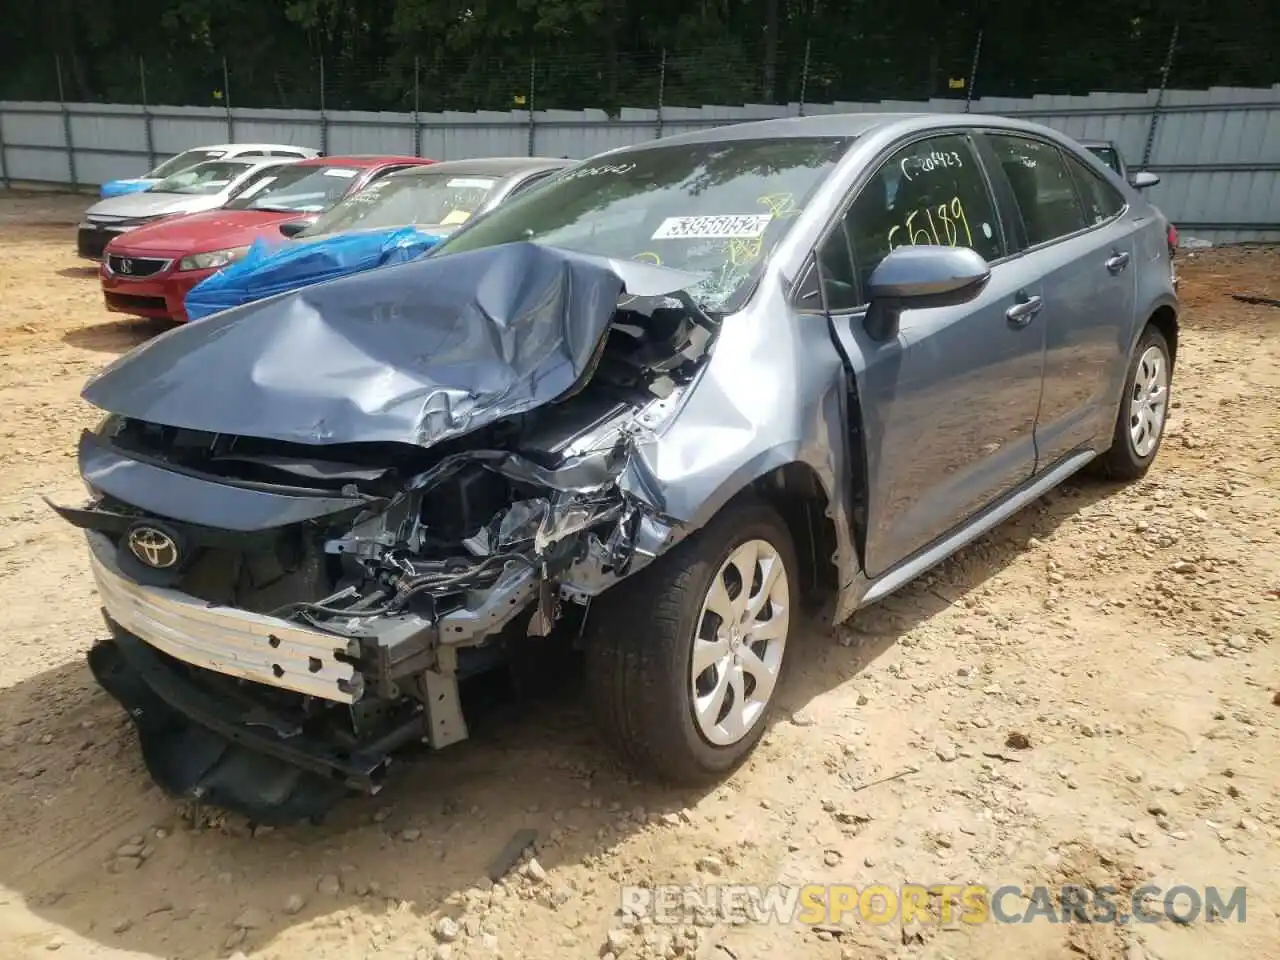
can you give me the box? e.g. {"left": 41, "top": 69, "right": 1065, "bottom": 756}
{"left": 757, "top": 193, "right": 800, "bottom": 219}
{"left": 727, "top": 237, "right": 763, "bottom": 266}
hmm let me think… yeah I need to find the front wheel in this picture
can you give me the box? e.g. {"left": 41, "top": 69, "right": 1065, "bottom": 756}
{"left": 585, "top": 501, "right": 798, "bottom": 785}
{"left": 1097, "top": 325, "right": 1172, "bottom": 481}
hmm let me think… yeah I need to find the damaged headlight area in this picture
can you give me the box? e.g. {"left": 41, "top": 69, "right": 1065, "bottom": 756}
{"left": 304, "top": 437, "right": 671, "bottom": 651}
{"left": 57, "top": 414, "right": 675, "bottom": 824}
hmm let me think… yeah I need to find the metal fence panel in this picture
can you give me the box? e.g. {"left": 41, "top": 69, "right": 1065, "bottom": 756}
{"left": 151, "top": 111, "right": 236, "bottom": 155}
{"left": 417, "top": 113, "right": 526, "bottom": 161}
{"left": 2, "top": 104, "right": 64, "bottom": 147}
{"left": 1, "top": 86, "right": 1277, "bottom": 242}
{"left": 323, "top": 111, "right": 414, "bottom": 156}
{"left": 3, "top": 145, "right": 70, "bottom": 183}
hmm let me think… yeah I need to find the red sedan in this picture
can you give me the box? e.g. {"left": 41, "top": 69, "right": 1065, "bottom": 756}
{"left": 100, "top": 155, "right": 433, "bottom": 322}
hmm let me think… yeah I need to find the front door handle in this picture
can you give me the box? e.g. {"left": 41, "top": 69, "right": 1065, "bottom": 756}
{"left": 1106, "top": 251, "right": 1131, "bottom": 273}
{"left": 1006, "top": 294, "right": 1043, "bottom": 328}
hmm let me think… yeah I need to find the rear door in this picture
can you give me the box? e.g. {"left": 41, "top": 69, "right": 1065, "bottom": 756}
{"left": 978, "top": 133, "right": 1137, "bottom": 466}
{"left": 819, "top": 132, "right": 1047, "bottom": 578}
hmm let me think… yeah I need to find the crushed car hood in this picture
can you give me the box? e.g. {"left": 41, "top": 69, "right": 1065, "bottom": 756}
{"left": 82, "top": 241, "right": 703, "bottom": 448}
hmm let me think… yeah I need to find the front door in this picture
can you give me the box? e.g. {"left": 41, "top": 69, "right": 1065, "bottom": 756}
{"left": 818, "top": 133, "right": 1047, "bottom": 579}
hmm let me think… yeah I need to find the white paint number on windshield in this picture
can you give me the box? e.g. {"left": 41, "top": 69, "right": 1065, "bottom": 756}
{"left": 651, "top": 214, "right": 773, "bottom": 240}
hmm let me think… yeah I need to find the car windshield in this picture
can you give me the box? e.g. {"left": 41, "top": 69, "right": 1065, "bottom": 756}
{"left": 301, "top": 172, "right": 498, "bottom": 237}
{"left": 225, "top": 165, "right": 362, "bottom": 213}
{"left": 1086, "top": 145, "right": 1122, "bottom": 176}
{"left": 150, "top": 160, "right": 250, "bottom": 196}
{"left": 431, "top": 137, "right": 851, "bottom": 310}
{"left": 146, "top": 149, "right": 228, "bottom": 180}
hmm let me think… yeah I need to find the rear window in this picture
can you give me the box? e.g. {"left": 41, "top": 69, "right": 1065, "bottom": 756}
{"left": 226, "top": 165, "right": 362, "bottom": 213}
{"left": 150, "top": 161, "right": 251, "bottom": 196}
{"left": 302, "top": 172, "right": 498, "bottom": 236}
{"left": 1064, "top": 151, "right": 1126, "bottom": 225}
{"left": 1085, "top": 145, "right": 1123, "bottom": 176}
{"left": 432, "top": 137, "right": 852, "bottom": 311}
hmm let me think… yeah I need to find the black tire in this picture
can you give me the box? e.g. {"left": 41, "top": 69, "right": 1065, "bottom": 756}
{"left": 585, "top": 499, "right": 798, "bottom": 785}
{"left": 1096, "top": 325, "right": 1172, "bottom": 481}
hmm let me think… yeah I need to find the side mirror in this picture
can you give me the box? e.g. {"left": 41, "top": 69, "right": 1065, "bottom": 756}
{"left": 278, "top": 220, "right": 310, "bottom": 238}
{"left": 1130, "top": 171, "right": 1161, "bottom": 190}
{"left": 864, "top": 245, "right": 991, "bottom": 342}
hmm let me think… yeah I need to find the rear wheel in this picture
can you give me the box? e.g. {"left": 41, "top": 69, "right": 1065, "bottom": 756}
{"left": 585, "top": 500, "right": 797, "bottom": 785}
{"left": 1097, "top": 325, "right": 1172, "bottom": 481}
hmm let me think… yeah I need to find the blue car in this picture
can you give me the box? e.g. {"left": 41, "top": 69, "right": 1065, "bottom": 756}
{"left": 99, "top": 143, "right": 319, "bottom": 198}
{"left": 184, "top": 156, "right": 571, "bottom": 321}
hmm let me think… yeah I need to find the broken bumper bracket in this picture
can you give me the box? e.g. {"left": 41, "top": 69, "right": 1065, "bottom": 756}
{"left": 90, "top": 619, "right": 426, "bottom": 823}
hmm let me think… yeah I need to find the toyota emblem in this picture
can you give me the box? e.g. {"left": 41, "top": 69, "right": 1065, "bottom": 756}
{"left": 126, "top": 524, "right": 180, "bottom": 569}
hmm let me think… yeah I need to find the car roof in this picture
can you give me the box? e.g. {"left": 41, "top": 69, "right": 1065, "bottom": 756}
{"left": 290, "top": 154, "right": 429, "bottom": 169}
{"left": 183, "top": 144, "right": 315, "bottom": 153}
{"left": 601, "top": 112, "right": 1087, "bottom": 153}
{"left": 385, "top": 156, "right": 573, "bottom": 179}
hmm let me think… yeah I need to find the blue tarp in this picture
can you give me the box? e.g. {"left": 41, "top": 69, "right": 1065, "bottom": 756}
{"left": 183, "top": 225, "right": 446, "bottom": 322}
{"left": 100, "top": 178, "right": 157, "bottom": 198}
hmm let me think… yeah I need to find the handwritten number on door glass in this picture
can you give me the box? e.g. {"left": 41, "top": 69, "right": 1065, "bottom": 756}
{"left": 887, "top": 196, "right": 974, "bottom": 251}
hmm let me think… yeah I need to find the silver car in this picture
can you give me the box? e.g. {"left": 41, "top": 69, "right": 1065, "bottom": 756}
{"left": 280, "top": 156, "right": 574, "bottom": 240}
{"left": 99, "top": 142, "right": 320, "bottom": 198}
{"left": 54, "top": 113, "right": 1178, "bottom": 821}
{"left": 76, "top": 158, "right": 297, "bottom": 260}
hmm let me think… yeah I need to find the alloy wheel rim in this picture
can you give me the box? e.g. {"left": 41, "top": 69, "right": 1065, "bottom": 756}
{"left": 1129, "top": 344, "right": 1169, "bottom": 458}
{"left": 690, "top": 539, "right": 791, "bottom": 746}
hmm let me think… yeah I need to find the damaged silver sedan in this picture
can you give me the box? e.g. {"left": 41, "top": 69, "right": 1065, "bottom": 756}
{"left": 53, "top": 113, "right": 1178, "bottom": 821}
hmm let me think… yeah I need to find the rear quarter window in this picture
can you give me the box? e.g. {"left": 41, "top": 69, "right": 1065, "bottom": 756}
{"left": 1063, "top": 151, "right": 1126, "bottom": 225}
{"left": 986, "top": 134, "right": 1089, "bottom": 246}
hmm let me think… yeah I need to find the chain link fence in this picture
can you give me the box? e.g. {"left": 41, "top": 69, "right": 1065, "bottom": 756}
{"left": 5, "top": 12, "right": 1271, "bottom": 117}
{"left": 2, "top": 12, "right": 1276, "bottom": 240}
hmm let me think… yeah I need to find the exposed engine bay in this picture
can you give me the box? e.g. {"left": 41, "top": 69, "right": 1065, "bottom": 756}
{"left": 51, "top": 243, "right": 718, "bottom": 822}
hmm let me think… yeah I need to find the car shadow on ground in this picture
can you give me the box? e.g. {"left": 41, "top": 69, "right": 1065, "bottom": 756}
{"left": 55, "top": 267, "right": 100, "bottom": 280}
{"left": 0, "top": 476, "right": 1118, "bottom": 957}
{"left": 61, "top": 317, "right": 172, "bottom": 354}
{"left": 779, "top": 475, "right": 1119, "bottom": 717}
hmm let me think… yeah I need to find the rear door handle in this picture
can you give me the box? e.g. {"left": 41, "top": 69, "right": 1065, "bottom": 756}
{"left": 1006, "top": 294, "right": 1043, "bottom": 327}
{"left": 1106, "top": 251, "right": 1131, "bottom": 273}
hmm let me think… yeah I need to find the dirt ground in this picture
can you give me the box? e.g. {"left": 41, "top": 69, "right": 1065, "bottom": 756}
{"left": 0, "top": 190, "right": 1276, "bottom": 960}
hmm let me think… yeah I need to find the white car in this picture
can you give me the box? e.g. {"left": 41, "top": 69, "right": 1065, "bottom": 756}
{"left": 78, "top": 158, "right": 299, "bottom": 261}
{"left": 99, "top": 143, "right": 319, "bottom": 199}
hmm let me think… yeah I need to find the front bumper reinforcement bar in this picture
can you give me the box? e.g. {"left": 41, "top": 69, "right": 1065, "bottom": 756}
{"left": 90, "top": 625, "right": 427, "bottom": 823}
